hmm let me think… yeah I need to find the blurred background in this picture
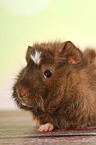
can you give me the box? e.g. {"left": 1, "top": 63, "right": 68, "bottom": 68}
{"left": 0, "top": 0, "right": 96, "bottom": 110}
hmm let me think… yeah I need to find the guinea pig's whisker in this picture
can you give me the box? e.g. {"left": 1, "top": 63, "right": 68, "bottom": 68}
{"left": 39, "top": 95, "right": 45, "bottom": 111}
{"left": 34, "top": 97, "right": 38, "bottom": 113}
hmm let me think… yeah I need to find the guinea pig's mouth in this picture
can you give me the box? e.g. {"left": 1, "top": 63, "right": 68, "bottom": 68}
{"left": 20, "top": 102, "right": 33, "bottom": 108}
{"left": 19, "top": 97, "right": 34, "bottom": 109}
{"left": 19, "top": 95, "right": 45, "bottom": 112}
{"left": 15, "top": 94, "right": 33, "bottom": 110}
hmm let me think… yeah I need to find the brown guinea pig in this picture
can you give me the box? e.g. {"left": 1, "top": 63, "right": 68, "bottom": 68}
{"left": 12, "top": 41, "right": 96, "bottom": 132}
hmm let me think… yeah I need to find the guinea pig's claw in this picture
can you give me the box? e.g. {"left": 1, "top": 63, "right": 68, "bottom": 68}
{"left": 38, "top": 123, "right": 54, "bottom": 132}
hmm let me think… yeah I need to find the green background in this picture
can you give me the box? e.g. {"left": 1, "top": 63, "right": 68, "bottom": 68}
{"left": 0, "top": 0, "right": 96, "bottom": 110}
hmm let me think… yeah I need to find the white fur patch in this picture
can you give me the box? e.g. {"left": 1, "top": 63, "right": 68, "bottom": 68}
{"left": 30, "top": 50, "right": 41, "bottom": 64}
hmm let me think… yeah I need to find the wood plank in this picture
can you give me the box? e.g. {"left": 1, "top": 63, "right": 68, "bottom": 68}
{"left": 0, "top": 111, "right": 96, "bottom": 139}
{"left": 1, "top": 128, "right": 96, "bottom": 139}
{"left": 34, "top": 127, "right": 96, "bottom": 138}
{"left": 1, "top": 111, "right": 96, "bottom": 144}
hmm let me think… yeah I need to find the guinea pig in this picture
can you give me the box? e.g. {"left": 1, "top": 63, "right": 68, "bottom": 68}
{"left": 12, "top": 41, "right": 96, "bottom": 132}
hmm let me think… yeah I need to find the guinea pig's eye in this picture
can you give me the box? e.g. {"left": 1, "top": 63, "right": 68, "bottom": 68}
{"left": 44, "top": 70, "right": 52, "bottom": 78}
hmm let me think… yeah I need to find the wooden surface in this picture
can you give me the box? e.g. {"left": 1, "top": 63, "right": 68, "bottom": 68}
{"left": 0, "top": 110, "right": 96, "bottom": 145}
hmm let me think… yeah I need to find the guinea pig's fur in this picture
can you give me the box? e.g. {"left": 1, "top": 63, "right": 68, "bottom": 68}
{"left": 13, "top": 41, "right": 96, "bottom": 131}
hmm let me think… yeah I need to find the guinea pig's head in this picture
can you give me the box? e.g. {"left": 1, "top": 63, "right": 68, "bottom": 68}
{"left": 13, "top": 41, "right": 83, "bottom": 111}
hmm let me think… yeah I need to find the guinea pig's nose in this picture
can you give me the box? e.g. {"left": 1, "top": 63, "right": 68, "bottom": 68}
{"left": 16, "top": 88, "right": 27, "bottom": 99}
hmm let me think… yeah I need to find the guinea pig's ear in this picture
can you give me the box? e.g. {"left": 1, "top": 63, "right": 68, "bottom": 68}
{"left": 59, "top": 41, "right": 83, "bottom": 65}
{"left": 26, "top": 46, "right": 32, "bottom": 63}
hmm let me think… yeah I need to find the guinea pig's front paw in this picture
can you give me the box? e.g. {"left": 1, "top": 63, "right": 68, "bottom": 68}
{"left": 38, "top": 123, "right": 54, "bottom": 132}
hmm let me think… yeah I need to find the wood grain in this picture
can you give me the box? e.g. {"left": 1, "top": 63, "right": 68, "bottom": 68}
{"left": 0, "top": 111, "right": 96, "bottom": 144}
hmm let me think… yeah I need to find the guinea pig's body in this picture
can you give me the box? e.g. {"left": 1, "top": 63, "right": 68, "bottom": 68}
{"left": 13, "top": 41, "right": 96, "bottom": 131}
